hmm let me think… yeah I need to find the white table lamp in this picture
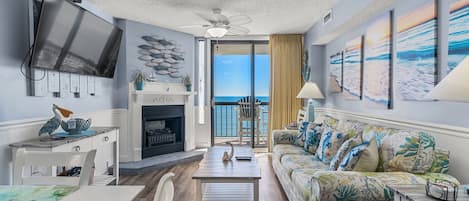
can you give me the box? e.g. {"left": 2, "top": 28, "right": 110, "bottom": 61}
{"left": 297, "top": 82, "right": 325, "bottom": 122}
{"left": 426, "top": 55, "right": 469, "bottom": 102}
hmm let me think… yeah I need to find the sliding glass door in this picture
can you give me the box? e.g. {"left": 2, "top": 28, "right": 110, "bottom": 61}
{"left": 211, "top": 41, "right": 270, "bottom": 148}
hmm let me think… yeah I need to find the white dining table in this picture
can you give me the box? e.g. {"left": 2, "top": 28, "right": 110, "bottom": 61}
{"left": 0, "top": 185, "right": 145, "bottom": 201}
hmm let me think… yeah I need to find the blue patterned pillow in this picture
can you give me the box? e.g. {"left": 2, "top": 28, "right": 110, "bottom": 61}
{"left": 328, "top": 135, "right": 363, "bottom": 170}
{"left": 316, "top": 127, "right": 347, "bottom": 163}
{"left": 303, "top": 124, "right": 323, "bottom": 154}
{"left": 294, "top": 121, "right": 309, "bottom": 146}
{"left": 338, "top": 138, "right": 379, "bottom": 172}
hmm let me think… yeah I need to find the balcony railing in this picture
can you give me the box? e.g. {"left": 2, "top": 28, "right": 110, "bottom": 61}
{"left": 214, "top": 102, "right": 269, "bottom": 145}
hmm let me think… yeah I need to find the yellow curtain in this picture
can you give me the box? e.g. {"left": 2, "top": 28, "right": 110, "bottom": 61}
{"left": 268, "top": 34, "right": 304, "bottom": 151}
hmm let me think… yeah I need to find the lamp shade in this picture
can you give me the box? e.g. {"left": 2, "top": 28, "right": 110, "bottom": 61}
{"left": 297, "top": 82, "right": 325, "bottom": 99}
{"left": 425, "top": 55, "right": 469, "bottom": 102}
{"left": 207, "top": 27, "right": 227, "bottom": 38}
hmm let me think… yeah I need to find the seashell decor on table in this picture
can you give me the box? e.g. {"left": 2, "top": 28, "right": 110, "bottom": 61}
{"left": 138, "top": 35, "right": 185, "bottom": 79}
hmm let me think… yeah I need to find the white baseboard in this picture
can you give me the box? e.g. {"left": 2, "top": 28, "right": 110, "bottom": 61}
{"left": 316, "top": 107, "right": 469, "bottom": 183}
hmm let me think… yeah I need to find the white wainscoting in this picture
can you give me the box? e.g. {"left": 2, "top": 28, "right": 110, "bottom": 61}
{"left": 315, "top": 108, "right": 469, "bottom": 183}
{"left": 0, "top": 109, "right": 128, "bottom": 185}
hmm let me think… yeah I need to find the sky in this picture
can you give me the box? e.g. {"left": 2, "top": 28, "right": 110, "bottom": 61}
{"left": 214, "top": 55, "right": 270, "bottom": 97}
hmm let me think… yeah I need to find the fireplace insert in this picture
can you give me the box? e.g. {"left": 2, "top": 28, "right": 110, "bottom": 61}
{"left": 142, "top": 105, "right": 184, "bottom": 158}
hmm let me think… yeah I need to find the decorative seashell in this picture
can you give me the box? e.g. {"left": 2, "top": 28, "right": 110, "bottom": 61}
{"left": 160, "top": 62, "right": 171, "bottom": 67}
{"left": 139, "top": 50, "right": 151, "bottom": 55}
{"left": 152, "top": 58, "right": 164, "bottom": 63}
{"left": 172, "top": 55, "right": 184, "bottom": 61}
{"left": 142, "top": 36, "right": 159, "bottom": 43}
{"left": 149, "top": 49, "right": 161, "bottom": 54}
{"left": 154, "top": 66, "right": 169, "bottom": 71}
{"left": 169, "top": 72, "right": 182, "bottom": 78}
{"left": 150, "top": 53, "right": 164, "bottom": 59}
{"left": 156, "top": 70, "right": 170, "bottom": 75}
{"left": 138, "top": 45, "right": 153, "bottom": 50}
{"left": 138, "top": 55, "right": 153, "bottom": 61}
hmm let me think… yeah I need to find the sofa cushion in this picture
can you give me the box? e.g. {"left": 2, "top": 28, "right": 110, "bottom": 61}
{"left": 316, "top": 127, "right": 347, "bottom": 163}
{"left": 429, "top": 148, "right": 450, "bottom": 174}
{"left": 273, "top": 144, "right": 308, "bottom": 161}
{"left": 329, "top": 135, "right": 363, "bottom": 170}
{"left": 323, "top": 115, "right": 340, "bottom": 129}
{"left": 381, "top": 130, "right": 435, "bottom": 173}
{"left": 303, "top": 124, "right": 323, "bottom": 154}
{"left": 291, "top": 169, "right": 322, "bottom": 201}
{"left": 337, "top": 119, "right": 366, "bottom": 138}
{"left": 281, "top": 154, "right": 327, "bottom": 176}
{"left": 338, "top": 138, "right": 379, "bottom": 172}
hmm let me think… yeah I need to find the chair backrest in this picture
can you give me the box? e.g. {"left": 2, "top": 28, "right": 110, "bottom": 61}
{"left": 13, "top": 148, "right": 96, "bottom": 186}
{"left": 153, "top": 172, "right": 175, "bottom": 201}
{"left": 238, "top": 96, "right": 262, "bottom": 119}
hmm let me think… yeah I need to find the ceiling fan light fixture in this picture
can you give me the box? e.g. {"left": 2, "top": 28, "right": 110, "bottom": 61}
{"left": 207, "top": 27, "right": 227, "bottom": 37}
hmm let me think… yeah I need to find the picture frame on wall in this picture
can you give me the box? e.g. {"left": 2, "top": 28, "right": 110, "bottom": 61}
{"left": 329, "top": 52, "right": 343, "bottom": 93}
{"left": 363, "top": 11, "right": 393, "bottom": 109}
{"left": 447, "top": 0, "right": 469, "bottom": 74}
{"left": 396, "top": 0, "right": 438, "bottom": 101}
{"left": 343, "top": 36, "right": 364, "bottom": 100}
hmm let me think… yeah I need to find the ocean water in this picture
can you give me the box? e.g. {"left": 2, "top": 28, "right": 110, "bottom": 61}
{"left": 329, "top": 53, "right": 342, "bottom": 92}
{"left": 213, "top": 96, "right": 269, "bottom": 138}
{"left": 343, "top": 37, "right": 362, "bottom": 100}
{"left": 396, "top": 4, "right": 437, "bottom": 101}
{"left": 448, "top": 3, "right": 469, "bottom": 72}
{"left": 364, "top": 14, "right": 391, "bottom": 108}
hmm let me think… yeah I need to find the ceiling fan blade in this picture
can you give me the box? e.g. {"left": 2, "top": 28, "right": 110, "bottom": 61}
{"left": 227, "top": 25, "right": 249, "bottom": 35}
{"left": 180, "top": 24, "right": 211, "bottom": 28}
{"left": 195, "top": 12, "right": 217, "bottom": 24}
{"left": 228, "top": 15, "right": 252, "bottom": 26}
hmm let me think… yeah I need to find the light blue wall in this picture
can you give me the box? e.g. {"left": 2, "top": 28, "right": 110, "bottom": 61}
{"left": 0, "top": 0, "right": 118, "bottom": 122}
{"left": 304, "top": 0, "right": 469, "bottom": 128}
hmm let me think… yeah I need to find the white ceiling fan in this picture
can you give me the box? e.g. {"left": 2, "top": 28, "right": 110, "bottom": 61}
{"left": 180, "top": 8, "right": 252, "bottom": 38}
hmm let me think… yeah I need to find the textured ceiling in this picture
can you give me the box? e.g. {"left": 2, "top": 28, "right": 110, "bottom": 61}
{"left": 88, "top": 0, "right": 339, "bottom": 36}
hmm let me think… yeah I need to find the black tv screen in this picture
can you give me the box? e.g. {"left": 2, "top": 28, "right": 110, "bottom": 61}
{"left": 31, "top": 0, "right": 122, "bottom": 78}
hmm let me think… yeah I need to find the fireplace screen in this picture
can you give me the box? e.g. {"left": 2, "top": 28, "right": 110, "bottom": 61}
{"left": 145, "top": 120, "right": 176, "bottom": 146}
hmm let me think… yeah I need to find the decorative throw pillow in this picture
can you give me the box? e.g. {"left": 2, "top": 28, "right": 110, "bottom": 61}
{"left": 322, "top": 115, "right": 340, "bottom": 130}
{"left": 429, "top": 148, "right": 450, "bottom": 174}
{"left": 337, "top": 120, "right": 366, "bottom": 139}
{"left": 380, "top": 130, "right": 435, "bottom": 173}
{"left": 337, "top": 138, "right": 379, "bottom": 172}
{"left": 328, "top": 135, "right": 363, "bottom": 170}
{"left": 303, "top": 123, "right": 323, "bottom": 154}
{"left": 294, "top": 121, "right": 310, "bottom": 147}
{"left": 316, "top": 127, "right": 347, "bottom": 163}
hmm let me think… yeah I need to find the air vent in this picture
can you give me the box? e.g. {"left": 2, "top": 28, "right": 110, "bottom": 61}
{"left": 323, "top": 9, "right": 333, "bottom": 25}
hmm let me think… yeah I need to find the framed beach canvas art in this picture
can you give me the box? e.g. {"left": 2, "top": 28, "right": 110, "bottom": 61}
{"left": 448, "top": 0, "right": 469, "bottom": 73}
{"left": 396, "top": 0, "right": 437, "bottom": 101}
{"left": 364, "top": 12, "right": 392, "bottom": 109}
{"left": 329, "top": 52, "right": 343, "bottom": 93}
{"left": 343, "top": 36, "right": 363, "bottom": 100}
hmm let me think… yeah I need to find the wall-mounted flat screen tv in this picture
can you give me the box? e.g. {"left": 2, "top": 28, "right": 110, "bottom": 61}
{"left": 30, "top": 0, "right": 122, "bottom": 78}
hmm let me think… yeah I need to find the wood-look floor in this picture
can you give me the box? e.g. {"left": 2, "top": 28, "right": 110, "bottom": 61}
{"left": 119, "top": 153, "right": 288, "bottom": 201}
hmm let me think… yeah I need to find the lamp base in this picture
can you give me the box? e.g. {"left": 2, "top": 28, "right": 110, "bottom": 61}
{"left": 306, "top": 99, "right": 315, "bottom": 122}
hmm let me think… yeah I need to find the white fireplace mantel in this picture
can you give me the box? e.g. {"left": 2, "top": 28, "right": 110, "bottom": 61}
{"left": 127, "top": 82, "right": 196, "bottom": 162}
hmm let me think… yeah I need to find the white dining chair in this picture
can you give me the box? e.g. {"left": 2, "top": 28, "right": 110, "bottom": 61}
{"left": 153, "top": 172, "right": 175, "bottom": 201}
{"left": 13, "top": 148, "right": 96, "bottom": 186}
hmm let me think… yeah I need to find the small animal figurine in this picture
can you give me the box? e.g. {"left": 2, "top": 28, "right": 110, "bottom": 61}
{"left": 38, "top": 104, "right": 74, "bottom": 136}
{"left": 222, "top": 142, "right": 234, "bottom": 161}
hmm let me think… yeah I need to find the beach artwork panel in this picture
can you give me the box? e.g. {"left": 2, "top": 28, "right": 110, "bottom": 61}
{"left": 448, "top": 0, "right": 469, "bottom": 73}
{"left": 343, "top": 36, "right": 363, "bottom": 100}
{"left": 396, "top": 1, "right": 437, "bottom": 101}
{"left": 329, "top": 52, "right": 343, "bottom": 93}
{"left": 364, "top": 12, "right": 392, "bottom": 109}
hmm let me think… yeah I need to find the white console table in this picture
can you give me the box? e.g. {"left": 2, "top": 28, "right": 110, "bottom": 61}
{"left": 9, "top": 127, "right": 119, "bottom": 185}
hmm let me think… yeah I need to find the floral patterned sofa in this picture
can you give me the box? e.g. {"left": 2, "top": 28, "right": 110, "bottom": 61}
{"left": 271, "top": 115, "right": 458, "bottom": 201}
